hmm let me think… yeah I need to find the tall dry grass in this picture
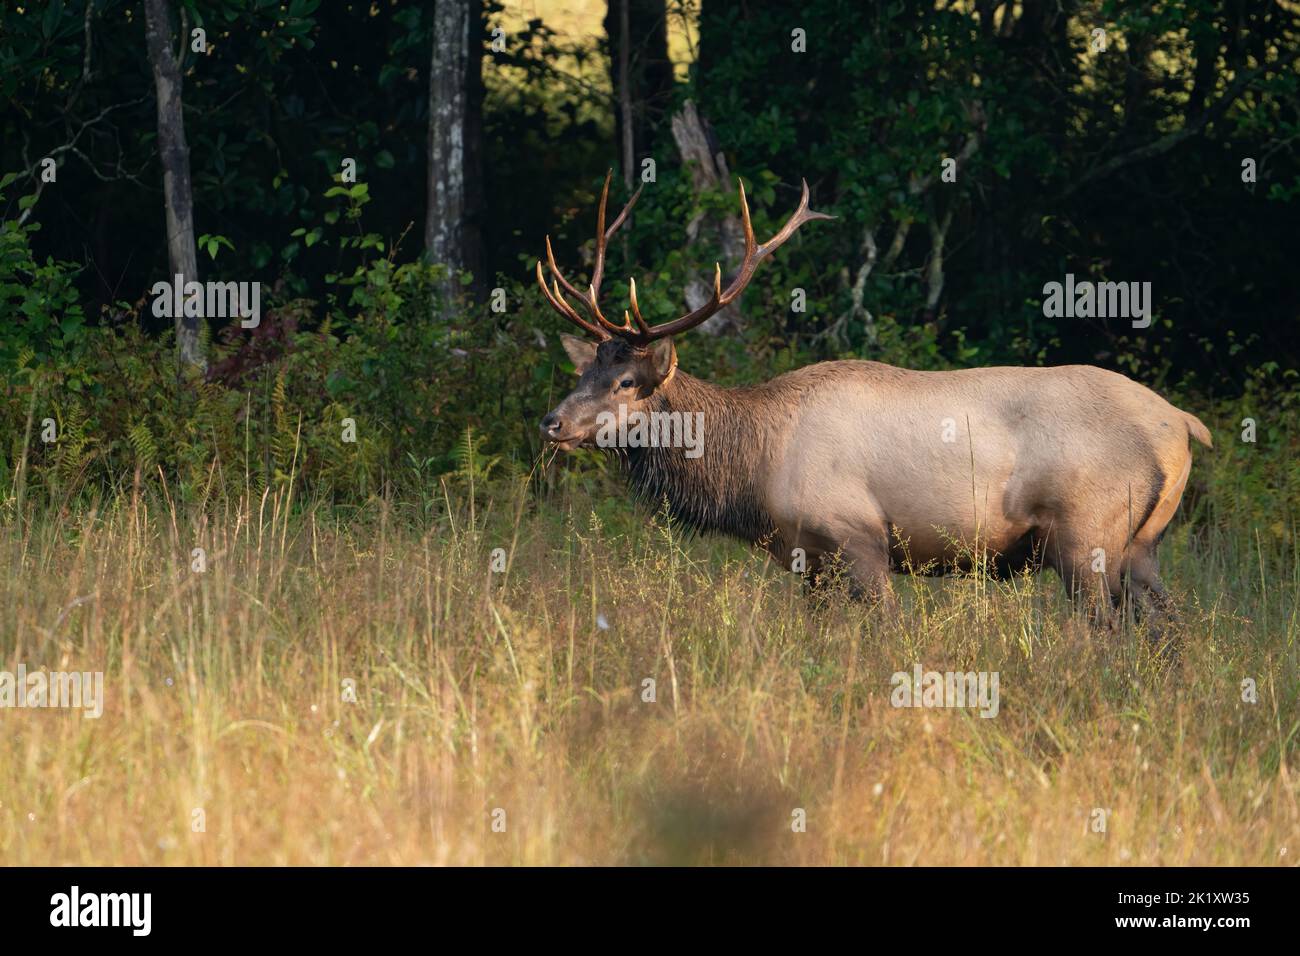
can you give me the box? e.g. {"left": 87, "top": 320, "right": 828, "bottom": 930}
{"left": 0, "top": 467, "right": 1296, "bottom": 865}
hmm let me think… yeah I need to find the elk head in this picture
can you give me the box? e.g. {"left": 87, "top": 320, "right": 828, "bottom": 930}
{"left": 537, "top": 171, "right": 832, "bottom": 450}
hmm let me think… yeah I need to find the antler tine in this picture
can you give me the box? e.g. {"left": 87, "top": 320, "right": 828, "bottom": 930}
{"left": 587, "top": 171, "right": 644, "bottom": 326}
{"left": 587, "top": 284, "right": 636, "bottom": 335}
{"left": 591, "top": 171, "right": 611, "bottom": 294}
{"left": 632, "top": 178, "right": 833, "bottom": 343}
{"left": 715, "top": 179, "right": 832, "bottom": 307}
{"left": 536, "top": 259, "right": 608, "bottom": 340}
{"left": 626, "top": 277, "right": 652, "bottom": 336}
{"left": 545, "top": 235, "right": 589, "bottom": 306}
{"left": 737, "top": 178, "right": 757, "bottom": 262}
{"left": 603, "top": 180, "right": 644, "bottom": 240}
{"left": 752, "top": 178, "right": 834, "bottom": 266}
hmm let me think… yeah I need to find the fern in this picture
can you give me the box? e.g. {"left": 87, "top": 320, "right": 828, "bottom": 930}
{"left": 269, "top": 368, "right": 295, "bottom": 483}
{"left": 127, "top": 421, "right": 158, "bottom": 474}
{"left": 450, "top": 426, "right": 500, "bottom": 484}
{"left": 51, "top": 408, "right": 95, "bottom": 489}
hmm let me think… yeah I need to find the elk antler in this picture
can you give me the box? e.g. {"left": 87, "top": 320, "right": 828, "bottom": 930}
{"left": 536, "top": 170, "right": 644, "bottom": 341}
{"left": 537, "top": 172, "right": 833, "bottom": 346}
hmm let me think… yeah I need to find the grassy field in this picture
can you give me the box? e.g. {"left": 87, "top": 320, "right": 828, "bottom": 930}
{"left": 0, "top": 438, "right": 1297, "bottom": 866}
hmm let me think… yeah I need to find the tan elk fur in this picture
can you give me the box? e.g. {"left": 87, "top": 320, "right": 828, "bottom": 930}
{"left": 545, "top": 336, "right": 1211, "bottom": 619}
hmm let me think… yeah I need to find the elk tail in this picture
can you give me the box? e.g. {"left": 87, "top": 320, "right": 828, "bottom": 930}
{"left": 1181, "top": 411, "right": 1212, "bottom": 448}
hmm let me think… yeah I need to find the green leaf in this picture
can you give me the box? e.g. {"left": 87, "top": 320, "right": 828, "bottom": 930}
{"left": 42, "top": 0, "right": 64, "bottom": 39}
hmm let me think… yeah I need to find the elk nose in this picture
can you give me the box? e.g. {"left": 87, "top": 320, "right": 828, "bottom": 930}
{"left": 540, "top": 412, "right": 563, "bottom": 437}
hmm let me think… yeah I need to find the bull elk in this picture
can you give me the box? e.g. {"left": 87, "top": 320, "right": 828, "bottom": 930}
{"left": 536, "top": 172, "right": 1212, "bottom": 625}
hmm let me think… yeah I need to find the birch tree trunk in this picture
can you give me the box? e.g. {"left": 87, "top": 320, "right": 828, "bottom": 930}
{"left": 425, "top": 1, "right": 483, "bottom": 299}
{"left": 142, "top": 0, "right": 202, "bottom": 367}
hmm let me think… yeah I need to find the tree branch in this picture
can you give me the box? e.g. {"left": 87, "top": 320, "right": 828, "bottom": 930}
{"left": 1062, "top": 67, "right": 1264, "bottom": 198}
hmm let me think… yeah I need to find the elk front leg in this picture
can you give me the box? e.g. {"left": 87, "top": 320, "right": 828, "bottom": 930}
{"left": 840, "top": 538, "right": 899, "bottom": 612}
{"left": 784, "top": 524, "right": 898, "bottom": 611}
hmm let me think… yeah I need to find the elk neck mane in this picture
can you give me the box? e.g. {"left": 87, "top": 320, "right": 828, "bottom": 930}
{"left": 620, "top": 369, "right": 777, "bottom": 544}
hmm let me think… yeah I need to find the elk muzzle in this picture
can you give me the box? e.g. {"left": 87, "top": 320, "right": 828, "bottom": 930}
{"left": 540, "top": 407, "right": 583, "bottom": 450}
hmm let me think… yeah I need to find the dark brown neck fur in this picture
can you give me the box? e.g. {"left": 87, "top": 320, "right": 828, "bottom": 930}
{"left": 620, "top": 371, "right": 777, "bottom": 544}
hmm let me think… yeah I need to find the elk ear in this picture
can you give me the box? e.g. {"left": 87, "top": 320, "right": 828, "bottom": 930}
{"left": 648, "top": 338, "right": 677, "bottom": 385}
{"left": 560, "top": 334, "right": 598, "bottom": 374}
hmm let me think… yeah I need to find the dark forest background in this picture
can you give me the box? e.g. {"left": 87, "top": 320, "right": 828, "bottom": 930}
{"left": 2, "top": 0, "right": 1298, "bottom": 503}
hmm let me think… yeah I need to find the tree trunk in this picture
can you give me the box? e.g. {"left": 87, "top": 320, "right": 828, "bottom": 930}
{"left": 142, "top": 0, "right": 202, "bottom": 367}
{"left": 463, "top": 4, "right": 485, "bottom": 291}
{"left": 670, "top": 100, "right": 744, "bottom": 334}
{"left": 425, "top": 0, "right": 483, "bottom": 299}
{"left": 604, "top": 0, "right": 673, "bottom": 178}
{"left": 617, "top": 0, "right": 635, "bottom": 193}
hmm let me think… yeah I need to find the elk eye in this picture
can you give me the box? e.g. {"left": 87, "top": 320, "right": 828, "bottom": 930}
{"left": 619, "top": 378, "right": 635, "bottom": 390}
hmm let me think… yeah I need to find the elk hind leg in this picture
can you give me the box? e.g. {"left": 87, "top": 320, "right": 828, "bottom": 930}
{"left": 1122, "top": 464, "right": 1190, "bottom": 643}
{"left": 1042, "top": 528, "right": 1123, "bottom": 631}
